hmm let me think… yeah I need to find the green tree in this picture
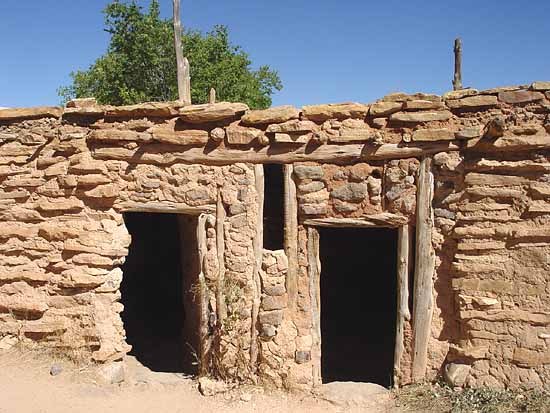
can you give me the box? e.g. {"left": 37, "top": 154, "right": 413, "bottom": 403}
{"left": 58, "top": 0, "right": 282, "bottom": 109}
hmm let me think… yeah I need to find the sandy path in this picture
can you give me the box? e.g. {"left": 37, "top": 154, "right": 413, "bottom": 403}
{"left": 0, "top": 350, "right": 339, "bottom": 413}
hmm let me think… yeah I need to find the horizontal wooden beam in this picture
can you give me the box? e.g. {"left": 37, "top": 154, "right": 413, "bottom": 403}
{"left": 116, "top": 201, "right": 214, "bottom": 214}
{"left": 302, "top": 213, "right": 408, "bottom": 228}
{"left": 91, "top": 141, "right": 460, "bottom": 165}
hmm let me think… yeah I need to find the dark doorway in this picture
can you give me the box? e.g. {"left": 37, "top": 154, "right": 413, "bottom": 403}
{"left": 120, "top": 212, "right": 200, "bottom": 374}
{"left": 319, "top": 227, "right": 398, "bottom": 387}
{"left": 263, "top": 164, "right": 284, "bottom": 250}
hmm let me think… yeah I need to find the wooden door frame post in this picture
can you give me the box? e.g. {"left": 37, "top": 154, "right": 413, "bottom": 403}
{"left": 411, "top": 156, "right": 435, "bottom": 382}
{"left": 394, "top": 224, "right": 412, "bottom": 386}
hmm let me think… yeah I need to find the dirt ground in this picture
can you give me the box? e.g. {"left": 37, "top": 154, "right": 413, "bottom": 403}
{"left": 0, "top": 349, "right": 374, "bottom": 413}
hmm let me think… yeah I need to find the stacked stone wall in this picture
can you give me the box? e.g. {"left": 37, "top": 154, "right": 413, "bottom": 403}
{"left": 1, "top": 80, "right": 550, "bottom": 389}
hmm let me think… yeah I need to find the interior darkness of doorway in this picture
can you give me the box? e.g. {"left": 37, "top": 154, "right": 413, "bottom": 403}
{"left": 120, "top": 212, "right": 195, "bottom": 374}
{"left": 319, "top": 227, "right": 398, "bottom": 387}
{"left": 263, "top": 164, "right": 284, "bottom": 250}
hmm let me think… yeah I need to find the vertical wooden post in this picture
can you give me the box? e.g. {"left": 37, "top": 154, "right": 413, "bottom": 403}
{"left": 196, "top": 213, "right": 210, "bottom": 375}
{"left": 250, "top": 164, "right": 264, "bottom": 371}
{"left": 307, "top": 226, "right": 322, "bottom": 385}
{"left": 453, "top": 38, "right": 463, "bottom": 91}
{"left": 173, "top": 0, "right": 191, "bottom": 104}
{"left": 216, "top": 190, "right": 227, "bottom": 322}
{"left": 394, "top": 224, "right": 412, "bottom": 386}
{"left": 209, "top": 88, "right": 216, "bottom": 104}
{"left": 284, "top": 165, "right": 298, "bottom": 310}
{"left": 412, "top": 157, "right": 435, "bottom": 382}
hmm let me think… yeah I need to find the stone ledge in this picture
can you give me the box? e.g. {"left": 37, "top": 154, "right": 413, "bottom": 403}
{"left": 0, "top": 106, "right": 63, "bottom": 121}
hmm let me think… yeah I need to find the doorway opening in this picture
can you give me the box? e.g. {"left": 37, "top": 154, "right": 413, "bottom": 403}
{"left": 263, "top": 164, "right": 284, "bottom": 250}
{"left": 120, "top": 212, "right": 201, "bottom": 374}
{"left": 319, "top": 227, "right": 398, "bottom": 387}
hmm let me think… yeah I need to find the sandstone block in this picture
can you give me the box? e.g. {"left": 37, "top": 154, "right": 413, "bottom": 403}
{"left": 390, "top": 110, "right": 452, "bottom": 123}
{"left": 293, "top": 165, "right": 324, "bottom": 180}
{"left": 84, "top": 185, "right": 118, "bottom": 198}
{"left": 68, "top": 158, "right": 108, "bottom": 175}
{"left": 371, "top": 118, "right": 387, "bottom": 129}
{"left": 412, "top": 128, "right": 455, "bottom": 141}
{"left": 446, "top": 95, "right": 498, "bottom": 109}
{"left": 104, "top": 102, "right": 180, "bottom": 118}
{"left": 77, "top": 174, "right": 111, "bottom": 186}
{"left": 330, "top": 183, "right": 367, "bottom": 202}
{"left": 36, "top": 198, "right": 84, "bottom": 212}
{"left": 297, "top": 181, "right": 325, "bottom": 194}
{"left": 260, "top": 324, "right": 276, "bottom": 338}
{"left": 512, "top": 348, "right": 550, "bottom": 368}
{"left": 273, "top": 132, "right": 311, "bottom": 144}
{"left": 0, "top": 106, "right": 62, "bottom": 121}
{"left": 72, "top": 253, "right": 113, "bottom": 266}
{"left": 258, "top": 310, "right": 284, "bottom": 326}
{"left": 531, "top": 81, "right": 550, "bottom": 91}
{"left": 465, "top": 173, "right": 530, "bottom": 187}
{"left": 151, "top": 127, "right": 209, "bottom": 145}
{"left": 96, "top": 361, "right": 125, "bottom": 384}
{"left": 261, "top": 295, "right": 287, "bottom": 311}
{"left": 209, "top": 127, "right": 225, "bottom": 142}
{"left": 0, "top": 190, "right": 29, "bottom": 200}
{"left": 0, "top": 223, "right": 37, "bottom": 239}
{"left": 88, "top": 129, "right": 152, "bottom": 143}
{"left": 456, "top": 126, "right": 481, "bottom": 140}
{"left": 444, "top": 363, "right": 471, "bottom": 387}
{"left": 38, "top": 223, "right": 80, "bottom": 241}
{"left": 299, "top": 203, "right": 327, "bottom": 215}
{"left": 226, "top": 125, "right": 262, "bottom": 145}
{"left": 479, "top": 85, "right": 525, "bottom": 94}
{"left": 241, "top": 105, "right": 299, "bottom": 125}
{"left": 264, "top": 284, "right": 286, "bottom": 296}
{"left": 266, "top": 119, "right": 318, "bottom": 133}
{"left": 333, "top": 128, "right": 375, "bottom": 142}
{"left": 369, "top": 102, "right": 402, "bottom": 117}
{"left": 179, "top": 102, "right": 248, "bottom": 123}
{"left": 302, "top": 103, "right": 369, "bottom": 122}
{"left": 498, "top": 90, "right": 545, "bottom": 104}
{"left": 403, "top": 100, "right": 445, "bottom": 111}
{"left": 443, "top": 89, "right": 479, "bottom": 100}
{"left": 381, "top": 92, "right": 441, "bottom": 102}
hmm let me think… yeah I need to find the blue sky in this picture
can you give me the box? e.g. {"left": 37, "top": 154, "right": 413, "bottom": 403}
{"left": 1, "top": 0, "right": 549, "bottom": 108}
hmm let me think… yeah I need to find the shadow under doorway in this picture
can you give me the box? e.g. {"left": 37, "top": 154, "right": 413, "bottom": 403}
{"left": 120, "top": 212, "right": 201, "bottom": 374}
{"left": 319, "top": 226, "right": 398, "bottom": 387}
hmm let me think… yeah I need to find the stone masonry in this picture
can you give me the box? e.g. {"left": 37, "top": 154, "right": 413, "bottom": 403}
{"left": 1, "top": 81, "right": 550, "bottom": 390}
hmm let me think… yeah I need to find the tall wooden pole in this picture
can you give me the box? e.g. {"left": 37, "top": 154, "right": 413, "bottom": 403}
{"left": 173, "top": 0, "right": 191, "bottom": 104}
{"left": 453, "top": 38, "right": 463, "bottom": 91}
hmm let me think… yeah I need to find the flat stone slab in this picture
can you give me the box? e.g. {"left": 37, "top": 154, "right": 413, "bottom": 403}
{"left": 318, "top": 381, "right": 394, "bottom": 411}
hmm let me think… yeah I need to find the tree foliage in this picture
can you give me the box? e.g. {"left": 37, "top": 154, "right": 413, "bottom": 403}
{"left": 59, "top": 0, "right": 282, "bottom": 109}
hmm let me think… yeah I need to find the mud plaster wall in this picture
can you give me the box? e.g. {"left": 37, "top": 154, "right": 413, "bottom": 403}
{"left": 1, "top": 81, "right": 550, "bottom": 390}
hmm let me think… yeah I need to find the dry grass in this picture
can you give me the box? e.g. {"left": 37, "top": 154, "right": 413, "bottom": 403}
{"left": 395, "top": 382, "right": 550, "bottom": 413}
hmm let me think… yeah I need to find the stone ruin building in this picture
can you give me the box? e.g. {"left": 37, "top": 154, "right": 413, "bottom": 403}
{"left": 1, "top": 82, "right": 550, "bottom": 390}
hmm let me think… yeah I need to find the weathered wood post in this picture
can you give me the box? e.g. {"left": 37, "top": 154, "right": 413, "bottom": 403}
{"left": 453, "top": 38, "right": 463, "bottom": 91}
{"left": 173, "top": 0, "right": 191, "bottom": 104}
{"left": 394, "top": 224, "right": 412, "bottom": 386}
{"left": 411, "top": 157, "right": 435, "bottom": 382}
{"left": 284, "top": 165, "right": 298, "bottom": 310}
{"left": 209, "top": 88, "right": 216, "bottom": 104}
{"left": 250, "top": 165, "right": 264, "bottom": 371}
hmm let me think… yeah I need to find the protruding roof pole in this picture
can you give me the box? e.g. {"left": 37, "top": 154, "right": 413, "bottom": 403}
{"left": 453, "top": 38, "right": 463, "bottom": 91}
{"left": 209, "top": 88, "right": 216, "bottom": 104}
{"left": 173, "top": 0, "right": 191, "bottom": 104}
